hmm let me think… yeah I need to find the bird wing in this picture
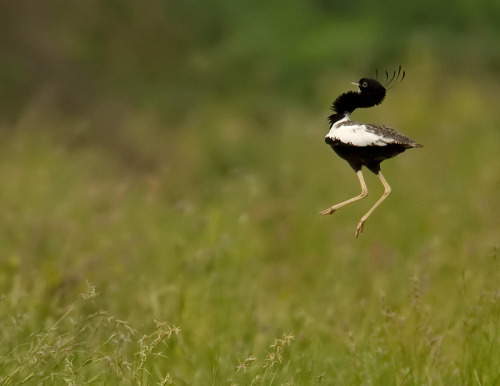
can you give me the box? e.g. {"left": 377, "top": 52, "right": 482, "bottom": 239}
{"left": 364, "top": 124, "right": 422, "bottom": 148}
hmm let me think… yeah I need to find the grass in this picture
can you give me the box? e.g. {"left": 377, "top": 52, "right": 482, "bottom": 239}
{"left": 0, "top": 62, "right": 499, "bottom": 385}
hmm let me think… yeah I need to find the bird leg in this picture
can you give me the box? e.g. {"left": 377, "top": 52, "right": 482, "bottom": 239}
{"left": 320, "top": 170, "right": 368, "bottom": 215}
{"left": 355, "top": 171, "right": 391, "bottom": 237}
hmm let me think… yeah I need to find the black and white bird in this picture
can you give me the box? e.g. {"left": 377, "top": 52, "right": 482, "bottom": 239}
{"left": 320, "top": 69, "right": 422, "bottom": 237}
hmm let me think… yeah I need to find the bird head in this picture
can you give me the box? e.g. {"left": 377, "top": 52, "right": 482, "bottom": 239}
{"left": 350, "top": 78, "right": 387, "bottom": 108}
{"left": 352, "top": 78, "right": 386, "bottom": 96}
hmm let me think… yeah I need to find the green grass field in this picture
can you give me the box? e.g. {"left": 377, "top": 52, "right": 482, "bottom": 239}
{"left": 0, "top": 60, "right": 499, "bottom": 385}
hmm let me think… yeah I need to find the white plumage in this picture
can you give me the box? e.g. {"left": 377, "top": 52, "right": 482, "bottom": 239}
{"left": 325, "top": 115, "right": 399, "bottom": 147}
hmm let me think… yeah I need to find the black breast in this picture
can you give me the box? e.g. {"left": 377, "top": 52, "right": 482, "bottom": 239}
{"left": 326, "top": 141, "right": 409, "bottom": 173}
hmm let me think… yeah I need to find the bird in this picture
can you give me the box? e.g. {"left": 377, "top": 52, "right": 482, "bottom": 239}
{"left": 320, "top": 68, "right": 422, "bottom": 237}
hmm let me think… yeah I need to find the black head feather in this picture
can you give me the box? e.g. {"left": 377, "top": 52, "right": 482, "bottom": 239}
{"left": 376, "top": 65, "right": 406, "bottom": 90}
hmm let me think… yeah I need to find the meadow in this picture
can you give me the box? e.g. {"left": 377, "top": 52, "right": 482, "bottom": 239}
{"left": 1, "top": 2, "right": 500, "bottom": 385}
{"left": 0, "top": 56, "right": 499, "bottom": 385}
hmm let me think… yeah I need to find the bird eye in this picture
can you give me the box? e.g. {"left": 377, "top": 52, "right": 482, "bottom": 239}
{"left": 362, "top": 81, "right": 368, "bottom": 88}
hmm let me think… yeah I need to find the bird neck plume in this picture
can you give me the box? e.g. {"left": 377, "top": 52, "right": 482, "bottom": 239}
{"left": 328, "top": 112, "right": 347, "bottom": 125}
{"left": 331, "top": 89, "right": 386, "bottom": 115}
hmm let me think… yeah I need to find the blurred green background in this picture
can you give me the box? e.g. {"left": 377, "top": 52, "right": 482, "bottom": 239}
{"left": 1, "top": 1, "right": 499, "bottom": 384}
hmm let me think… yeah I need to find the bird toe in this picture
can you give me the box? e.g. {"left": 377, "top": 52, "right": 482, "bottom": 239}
{"left": 320, "top": 208, "right": 335, "bottom": 215}
{"left": 355, "top": 221, "right": 365, "bottom": 237}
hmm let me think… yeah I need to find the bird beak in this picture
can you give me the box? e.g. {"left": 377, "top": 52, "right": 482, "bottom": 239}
{"left": 350, "top": 81, "right": 359, "bottom": 87}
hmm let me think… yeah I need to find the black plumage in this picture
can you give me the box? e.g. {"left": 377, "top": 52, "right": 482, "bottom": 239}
{"left": 320, "top": 71, "right": 422, "bottom": 237}
{"left": 328, "top": 78, "right": 386, "bottom": 124}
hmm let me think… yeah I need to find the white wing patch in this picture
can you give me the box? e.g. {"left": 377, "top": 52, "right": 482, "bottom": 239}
{"left": 325, "top": 118, "right": 397, "bottom": 147}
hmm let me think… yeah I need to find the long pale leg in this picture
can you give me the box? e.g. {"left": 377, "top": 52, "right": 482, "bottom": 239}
{"left": 320, "top": 170, "right": 368, "bottom": 215}
{"left": 355, "top": 171, "right": 391, "bottom": 237}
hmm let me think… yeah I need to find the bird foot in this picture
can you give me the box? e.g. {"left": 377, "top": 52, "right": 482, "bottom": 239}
{"left": 319, "top": 207, "right": 336, "bottom": 216}
{"left": 355, "top": 220, "right": 365, "bottom": 237}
